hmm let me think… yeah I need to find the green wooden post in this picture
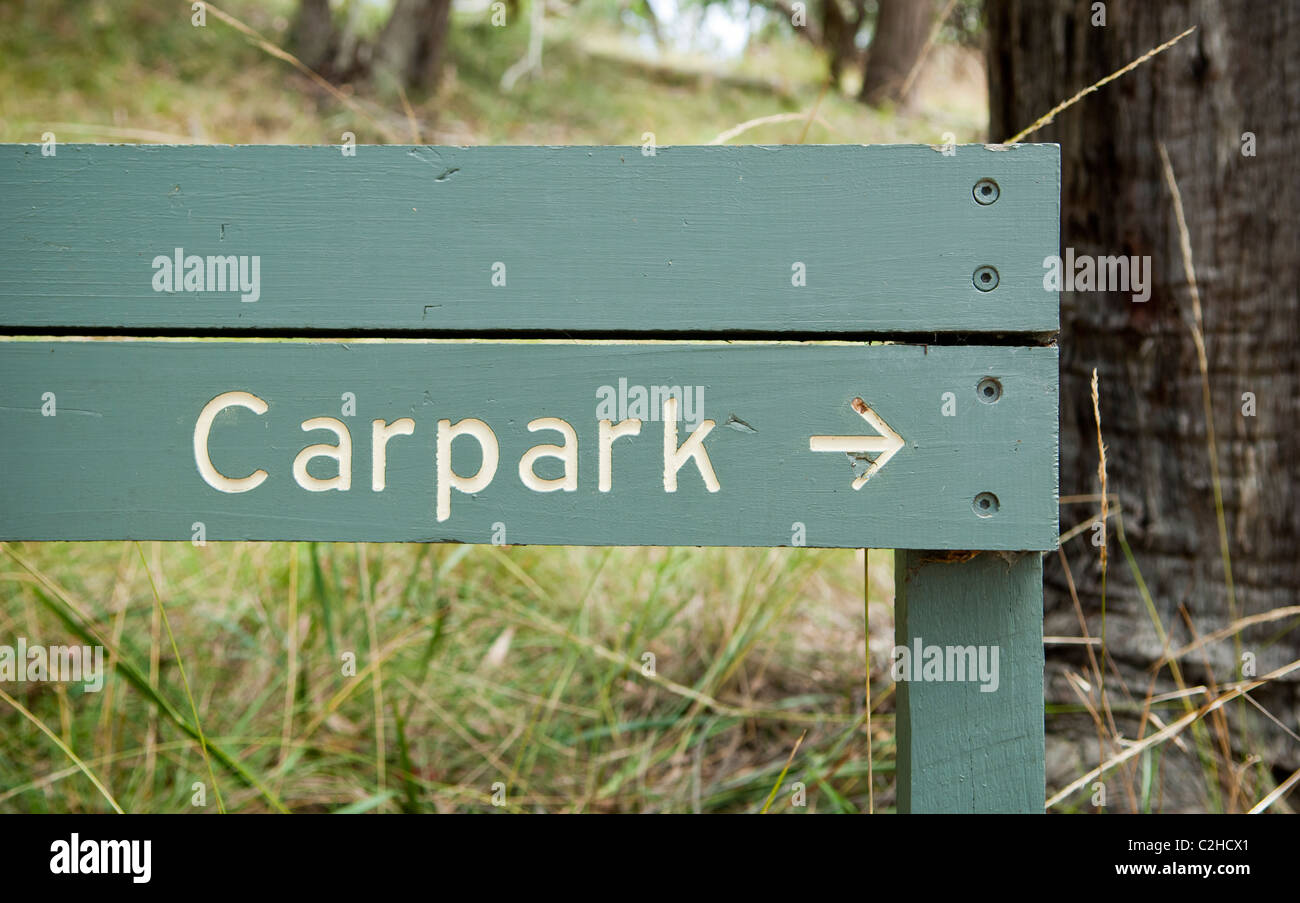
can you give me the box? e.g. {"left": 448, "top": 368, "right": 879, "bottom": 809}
{"left": 893, "top": 550, "right": 1045, "bottom": 813}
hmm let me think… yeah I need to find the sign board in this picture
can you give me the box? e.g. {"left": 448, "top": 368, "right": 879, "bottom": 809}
{"left": 0, "top": 143, "right": 1060, "bottom": 814}
{"left": 0, "top": 144, "right": 1059, "bottom": 335}
{"left": 0, "top": 339, "right": 1056, "bottom": 548}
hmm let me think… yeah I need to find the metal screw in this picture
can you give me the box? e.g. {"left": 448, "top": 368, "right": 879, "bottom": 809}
{"left": 973, "top": 178, "right": 1000, "bottom": 205}
{"left": 977, "top": 377, "right": 1002, "bottom": 403}
{"left": 973, "top": 492, "right": 1000, "bottom": 517}
{"left": 973, "top": 266, "right": 1000, "bottom": 292}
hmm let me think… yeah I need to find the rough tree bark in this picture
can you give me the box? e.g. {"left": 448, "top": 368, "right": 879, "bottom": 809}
{"left": 988, "top": 0, "right": 1299, "bottom": 811}
{"left": 859, "top": 0, "right": 935, "bottom": 106}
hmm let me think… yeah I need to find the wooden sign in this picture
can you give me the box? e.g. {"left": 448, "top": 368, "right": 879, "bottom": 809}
{"left": 0, "top": 143, "right": 1060, "bottom": 815}
{"left": 0, "top": 144, "right": 1059, "bottom": 335}
{"left": 0, "top": 340, "right": 1056, "bottom": 548}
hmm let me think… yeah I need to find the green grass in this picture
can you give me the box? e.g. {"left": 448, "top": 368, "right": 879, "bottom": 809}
{"left": 0, "top": 1, "right": 987, "bottom": 146}
{"left": 2, "top": 540, "right": 889, "bottom": 813}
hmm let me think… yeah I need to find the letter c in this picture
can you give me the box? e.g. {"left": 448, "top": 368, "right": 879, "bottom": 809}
{"left": 194, "top": 391, "right": 268, "bottom": 492}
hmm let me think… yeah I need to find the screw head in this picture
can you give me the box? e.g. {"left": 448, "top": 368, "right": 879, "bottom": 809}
{"left": 973, "top": 178, "right": 1000, "bottom": 205}
{"left": 973, "top": 492, "right": 1000, "bottom": 517}
{"left": 973, "top": 266, "right": 1000, "bottom": 292}
{"left": 977, "top": 377, "right": 1002, "bottom": 403}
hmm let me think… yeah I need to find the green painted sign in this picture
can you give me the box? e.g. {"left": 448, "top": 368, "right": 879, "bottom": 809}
{"left": 0, "top": 143, "right": 1060, "bottom": 814}
{"left": 0, "top": 144, "right": 1059, "bottom": 335}
{"left": 0, "top": 340, "right": 1056, "bottom": 548}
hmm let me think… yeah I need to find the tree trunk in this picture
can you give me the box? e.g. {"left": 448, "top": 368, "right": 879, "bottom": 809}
{"left": 823, "top": 0, "right": 864, "bottom": 88}
{"left": 988, "top": 0, "right": 1300, "bottom": 812}
{"left": 371, "top": 0, "right": 454, "bottom": 95}
{"left": 859, "top": 0, "right": 934, "bottom": 107}
{"left": 290, "top": 0, "right": 337, "bottom": 73}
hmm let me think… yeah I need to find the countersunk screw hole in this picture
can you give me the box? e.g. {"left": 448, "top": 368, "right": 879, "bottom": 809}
{"left": 973, "top": 266, "right": 1000, "bottom": 292}
{"left": 973, "top": 178, "right": 1000, "bottom": 205}
{"left": 973, "top": 492, "right": 1000, "bottom": 517}
{"left": 977, "top": 377, "right": 1002, "bottom": 403}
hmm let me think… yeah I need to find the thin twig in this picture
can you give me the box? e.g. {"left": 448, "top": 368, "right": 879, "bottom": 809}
{"left": 760, "top": 730, "right": 806, "bottom": 813}
{"left": 1158, "top": 606, "right": 1300, "bottom": 668}
{"left": 1003, "top": 27, "right": 1196, "bottom": 144}
{"left": 276, "top": 543, "right": 299, "bottom": 792}
{"left": 1056, "top": 542, "right": 1136, "bottom": 810}
{"left": 357, "top": 544, "right": 386, "bottom": 794}
{"left": 1059, "top": 506, "right": 1119, "bottom": 545}
{"left": 1158, "top": 141, "right": 1240, "bottom": 641}
{"left": 1248, "top": 765, "right": 1300, "bottom": 814}
{"left": 1177, "top": 604, "right": 1240, "bottom": 811}
{"left": 1090, "top": 368, "right": 1111, "bottom": 785}
{"left": 898, "top": 0, "right": 959, "bottom": 101}
{"left": 197, "top": 1, "right": 404, "bottom": 143}
{"left": 863, "top": 550, "right": 873, "bottom": 814}
{"left": 709, "top": 111, "right": 838, "bottom": 145}
{"left": 1239, "top": 693, "right": 1300, "bottom": 746}
{"left": 798, "top": 80, "right": 832, "bottom": 144}
{"left": 0, "top": 687, "right": 124, "bottom": 813}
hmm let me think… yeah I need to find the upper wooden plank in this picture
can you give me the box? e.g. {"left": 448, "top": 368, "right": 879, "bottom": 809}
{"left": 0, "top": 144, "right": 1059, "bottom": 336}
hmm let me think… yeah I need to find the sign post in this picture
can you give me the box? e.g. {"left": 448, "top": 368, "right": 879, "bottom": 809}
{"left": 0, "top": 143, "right": 1059, "bottom": 812}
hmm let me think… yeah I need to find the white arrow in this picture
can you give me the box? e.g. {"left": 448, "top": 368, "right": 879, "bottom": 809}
{"left": 809, "top": 398, "right": 905, "bottom": 489}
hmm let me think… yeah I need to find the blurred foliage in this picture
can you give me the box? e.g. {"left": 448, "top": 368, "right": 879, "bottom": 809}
{"left": 0, "top": 0, "right": 987, "bottom": 144}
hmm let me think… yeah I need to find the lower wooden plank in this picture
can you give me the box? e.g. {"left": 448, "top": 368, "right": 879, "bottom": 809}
{"left": 894, "top": 549, "right": 1046, "bottom": 813}
{"left": 0, "top": 340, "right": 1057, "bottom": 548}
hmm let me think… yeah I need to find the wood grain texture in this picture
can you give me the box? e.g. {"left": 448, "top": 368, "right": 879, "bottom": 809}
{"left": 894, "top": 549, "right": 1046, "bottom": 813}
{"left": 0, "top": 144, "right": 1059, "bottom": 335}
{"left": 0, "top": 339, "right": 1058, "bottom": 548}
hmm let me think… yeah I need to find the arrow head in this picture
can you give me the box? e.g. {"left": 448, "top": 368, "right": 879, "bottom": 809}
{"left": 808, "top": 397, "right": 905, "bottom": 489}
